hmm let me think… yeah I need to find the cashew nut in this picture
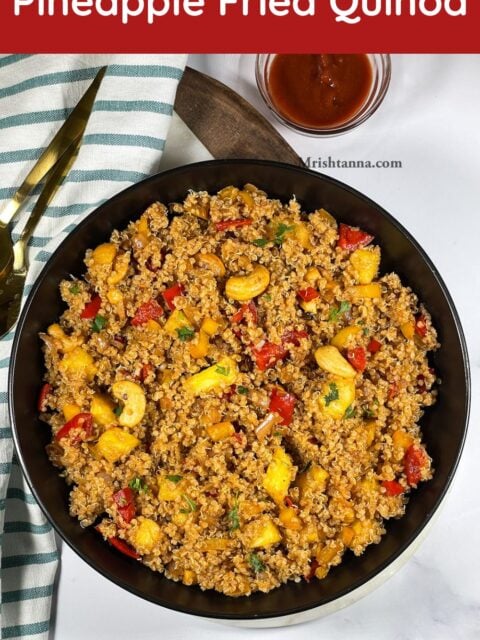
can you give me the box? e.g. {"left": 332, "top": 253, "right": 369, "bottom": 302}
{"left": 225, "top": 264, "right": 270, "bottom": 301}
{"left": 111, "top": 380, "right": 146, "bottom": 427}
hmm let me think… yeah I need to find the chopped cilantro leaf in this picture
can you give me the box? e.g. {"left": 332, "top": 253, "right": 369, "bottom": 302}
{"left": 180, "top": 494, "right": 197, "bottom": 514}
{"left": 69, "top": 283, "right": 80, "bottom": 295}
{"left": 129, "top": 477, "right": 148, "bottom": 493}
{"left": 344, "top": 405, "right": 356, "bottom": 419}
{"left": 91, "top": 314, "right": 106, "bottom": 333}
{"left": 248, "top": 553, "right": 265, "bottom": 574}
{"left": 228, "top": 497, "right": 240, "bottom": 531}
{"left": 328, "top": 301, "right": 351, "bottom": 322}
{"left": 215, "top": 365, "right": 230, "bottom": 376}
{"left": 237, "top": 386, "right": 249, "bottom": 395}
{"left": 113, "top": 405, "right": 123, "bottom": 417}
{"left": 274, "top": 223, "right": 295, "bottom": 245}
{"left": 301, "top": 460, "right": 312, "bottom": 473}
{"left": 176, "top": 326, "right": 195, "bottom": 342}
{"left": 324, "top": 382, "right": 339, "bottom": 406}
{"left": 253, "top": 238, "right": 268, "bottom": 247}
{"left": 166, "top": 474, "right": 183, "bottom": 484}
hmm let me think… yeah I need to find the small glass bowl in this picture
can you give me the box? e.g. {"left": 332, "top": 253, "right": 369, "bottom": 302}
{"left": 255, "top": 54, "right": 391, "bottom": 137}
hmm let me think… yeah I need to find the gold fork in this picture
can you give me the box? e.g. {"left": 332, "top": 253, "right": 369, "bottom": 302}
{"left": 0, "top": 66, "right": 107, "bottom": 338}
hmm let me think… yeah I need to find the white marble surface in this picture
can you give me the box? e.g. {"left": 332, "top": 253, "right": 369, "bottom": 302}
{"left": 52, "top": 55, "right": 480, "bottom": 639}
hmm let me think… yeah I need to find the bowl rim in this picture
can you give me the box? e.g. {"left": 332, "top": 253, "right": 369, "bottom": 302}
{"left": 9, "top": 159, "right": 471, "bottom": 620}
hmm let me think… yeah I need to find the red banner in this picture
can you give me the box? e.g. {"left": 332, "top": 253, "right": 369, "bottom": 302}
{"left": 0, "top": 0, "right": 478, "bottom": 53}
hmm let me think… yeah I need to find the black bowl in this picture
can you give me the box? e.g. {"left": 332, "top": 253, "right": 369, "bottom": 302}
{"left": 9, "top": 160, "right": 470, "bottom": 622}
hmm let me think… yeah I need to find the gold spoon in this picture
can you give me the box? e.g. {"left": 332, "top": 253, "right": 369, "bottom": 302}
{"left": 0, "top": 66, "right": 107, "bottom": 283}
{"left": 0, "top": 66, "right": 107, "bottom": 338}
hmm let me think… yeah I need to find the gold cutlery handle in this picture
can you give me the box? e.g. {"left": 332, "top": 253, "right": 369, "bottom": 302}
{"left": 0, "top": 66, "right": 107, "bottom": 229}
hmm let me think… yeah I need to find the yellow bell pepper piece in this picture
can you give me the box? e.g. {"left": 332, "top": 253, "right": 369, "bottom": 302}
{"left": 349, "top": 283, "right": 382, "bottom": 300}
{"left": 400, "top": 321, "right": 415, "bottom": 339}
{"left": 92, "top": 243, "right": 117, "bottom": 265}
{"left": 189, "top": 329, "right": 210, "bottom": 359}
{"left": 279, "top": 507, "right": 303, "bottom": 531}
{"left": 331, "top": 325, "right": 362, "bottom": 350}
{"left": 206, "top": 421, "right": 235, "bottom": 441}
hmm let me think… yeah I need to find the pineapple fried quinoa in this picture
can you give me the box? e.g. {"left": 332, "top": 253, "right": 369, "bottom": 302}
{"left": 38, "top": 184, "right": 438, "bottom": 596}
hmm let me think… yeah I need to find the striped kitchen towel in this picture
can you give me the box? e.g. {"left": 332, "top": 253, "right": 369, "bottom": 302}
{"left": 0, "top": 53, "right": 187, "bottom": 639}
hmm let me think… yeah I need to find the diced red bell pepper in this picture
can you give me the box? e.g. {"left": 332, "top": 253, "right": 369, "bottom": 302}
{"left": 297, "top": 287, "right": 319, "bottom": 302}
{"left": 131, "top": 299, "right": 164, "bottom": 326}
{"left": 139, "top": 364, "right": 153, "bottom": 382}
{"left": 382, "top": 480, "right": 404, "bottom": 496}
{"left": 231, "top": 301, "right": 258, "bottom": 324}
{"left": 282, "top": 329, "right": 308, "bottom": 347}
{"left": 367, "top": 338, "right": 382, "bottom": 354}
{"left": 223, "top": 384, "right": 237, "bottom": 400}
{"left": 113, "top": 488, "right": 136, "bottom": 524}
{"left": 388, "top": 382, "right": 399, "bottom": 400}
{"left": 214, "top": 218, "right": 253, "bottom": 232}
{"left": 107, "top": 536, "right": 140, "bottom": 559}
{"left": 232, "top": 432, "right": 245, "bottom": 445}
{"left": 337, "top": 223, "right": 374, "bottom": 250}
{"left": 346, "top": 347, "right": 367, "bottom": 372}
{"left": 404, "top": 445, "right": 428, "bottom": 486}
{"left": 80, "top": 295, "right": 102, "bottom": 319}
{"left": 305, "top": 559, "right": 319, "bottom": 582}
{"left": 252, "top": 341, "right": 287, "bottom": 371}
{"left": 55, "top": 412, "right": 93, "bottom": 443}
{"left": 414, "top": 314, "right": 427, "bottom": 338}
{"left": 38, "top": 383, "right": 52, "bottom": 413}
{"left": 269, "top": 388, "right": 297, "bottom": 426}
{"left": 162, "top": 283, "right": 184, "bottom": 311}
{"left": 284, "top": 496, "right": 295, "bottom": 508}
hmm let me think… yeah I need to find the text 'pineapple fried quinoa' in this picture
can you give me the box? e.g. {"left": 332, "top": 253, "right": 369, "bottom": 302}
{"left": 39, "top": 184, "right": 438, "bottom": 596}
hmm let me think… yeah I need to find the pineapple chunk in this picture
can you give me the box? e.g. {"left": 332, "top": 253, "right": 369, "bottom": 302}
{"left": 341, "top": 526, "right": 355, "bottom": 547}
{"left": 133, "top": 518, "right": 161, "bottom": 553}
{"left": 314, "top": 345, "right": 356, "bottom": 378}
{"left": 94, "top": 427, "right": 140, "bottom": 463}
{"left": 316, "top": 540, "right": 343, "bottom": 565}
{"left": 184, "top": 357, "right": 238, "bottom": 396}
{"left": 305, "top": 267, "right": 321, "bottom": 285}
{"left": 331, "top": 325, "right": 362, "bottom": 350}
{"left": 351, "top": 519, "right": 375, "bottom": 546}
{"left": 59, "top": 347, "right": 97, "bottom": 381}
{"left": 111, "top": 381, "right": 146, "bottom": 427}
{"left": 349, "top": 283, "right": 382, "bottom": 300}
{"left": 350, "top": 247, "right": 380, "bottom": 284}
{"left": 279, "top": 507, "right": 303, "bottom": 531}
{"left": 201, "top": 317, "right": 221, "bottom": 336}
{"left": 158, "top": 475, "right": 184, "bottom": 501}
{"left": 297, "top": 464, "right": 329, "bottom": 495}
{"left": 206, "top": 421, "right": 235, "bottom": 441}
{"left": 90, "top": 393, "right": 117, "bottom": 426}
{"left": 358, "top": 476, "right": 379, "bottom": 495}
{"left": 62, "top": 403, "right": 81, "bottom": 421}
{"left": 246, "top": 518, "right": 282, "bottom": 548}
{"left": 262, "top": 447, "right": 294, "bottom": 505}
{"left": 164, "top": 309, "right": 194, "bottom": 339}
{"left": 320, "top": 377, "right": 356, "bottom": 419}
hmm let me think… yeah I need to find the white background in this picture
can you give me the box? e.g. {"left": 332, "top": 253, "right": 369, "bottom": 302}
{"left": 52, "top": 55, "right": 480, "bottom": 639}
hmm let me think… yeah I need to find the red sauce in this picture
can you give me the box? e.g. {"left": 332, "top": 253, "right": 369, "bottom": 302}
{"left": 267, "top": 54, "right": 373, "bottom": 129}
